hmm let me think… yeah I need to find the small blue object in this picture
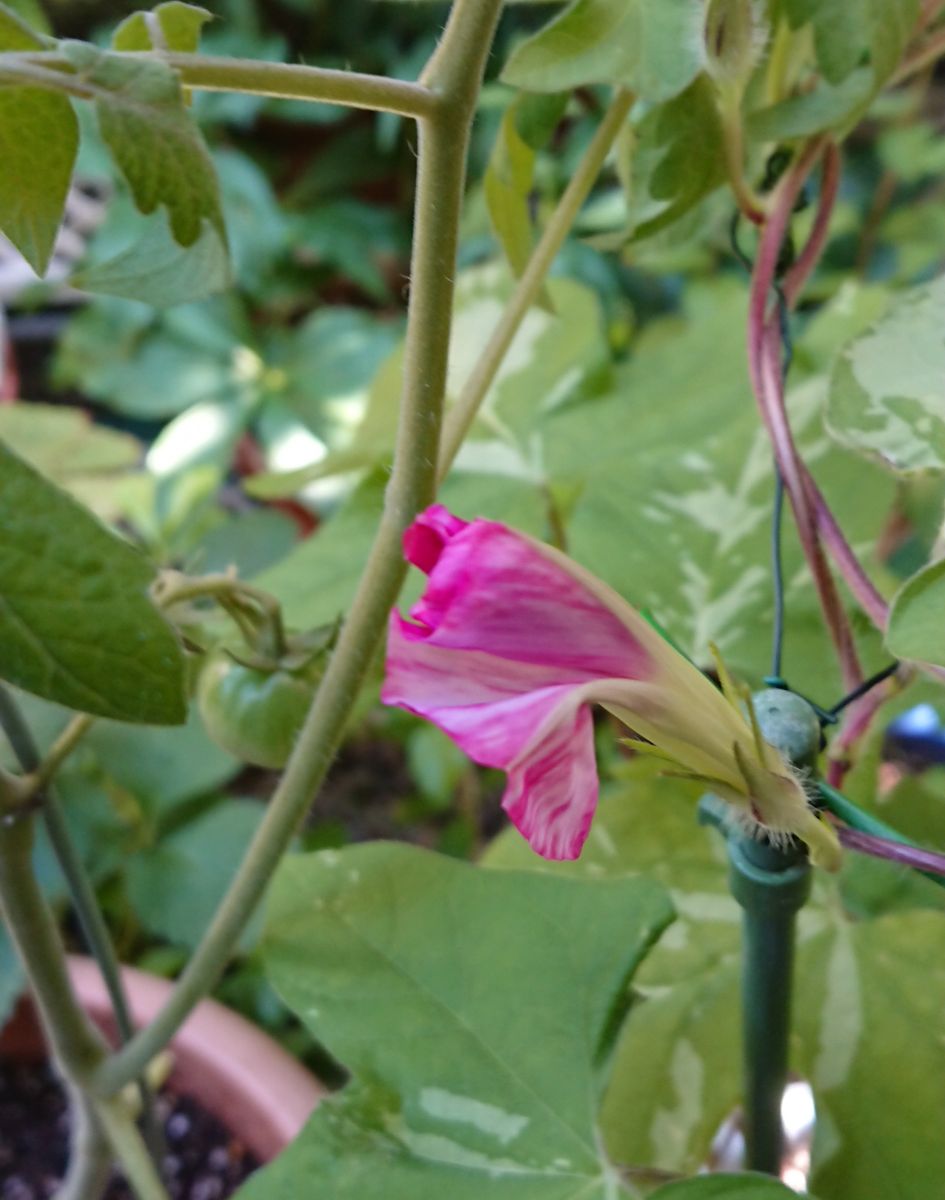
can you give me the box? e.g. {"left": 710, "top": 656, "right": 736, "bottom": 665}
{"left": 885, "top": 704, "right": 945, "bottom": 767}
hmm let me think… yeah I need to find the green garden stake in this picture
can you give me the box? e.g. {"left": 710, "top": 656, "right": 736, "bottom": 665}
{"left": 700, "top": 688, "right": 820, "bottom": 1176}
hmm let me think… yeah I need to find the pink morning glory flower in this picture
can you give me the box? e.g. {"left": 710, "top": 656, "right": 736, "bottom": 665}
{"left": 382, "top": 505, "right": 840, "bottom": 867}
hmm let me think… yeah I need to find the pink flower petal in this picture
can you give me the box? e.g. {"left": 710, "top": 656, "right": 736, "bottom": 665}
{"left": 403, "top": 504, "right": 468, "bottom": 573}
{"left": 502, "top": 696, "right": 598, "bottom": 860}
{"left": 399, "top": 515, "right": 651, "bottom": 681}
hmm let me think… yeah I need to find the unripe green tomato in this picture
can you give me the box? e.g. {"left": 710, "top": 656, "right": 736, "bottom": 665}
{"left": 197, "top": 649, "right": 319, "bottom": 768}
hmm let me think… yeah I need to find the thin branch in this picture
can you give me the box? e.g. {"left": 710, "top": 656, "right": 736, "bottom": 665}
{"left": 165, "top": 52, "right": 439, "bottom": 119}
{"left": 5, "top": 49, "right": 438, "bottom": 119}
{"left": 825, "top": 672, "right": 902, "bottom": 789}
{"left": 782, "top": 141, "right": 841, "bottom": 306}
{"left": 24, "top": 713, "right": 93, "bottom": 799}
{"left": 836, "top": 823, "right": 945, "bottom": 883}
{"left": 757, "top": 326, "right": 863, "bottom": 689}
{"left": 802, "top": 468, "right": 890, "bottom": 630}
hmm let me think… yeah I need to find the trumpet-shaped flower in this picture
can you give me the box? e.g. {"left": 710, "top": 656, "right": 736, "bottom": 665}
{"left": 383, "top": 506, "right": 840, "bottom": 868}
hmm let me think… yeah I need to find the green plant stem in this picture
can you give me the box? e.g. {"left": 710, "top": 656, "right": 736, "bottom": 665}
{"left": 0, "top": 817, "right": 106, "bottom": 1081}
{"left": 166, "top": 52, "right": 438, "bottom": 118}
{"left": 0, "top": 812, "right": 162, "bottom": 1196}
{"left": 717, "top": 84, "right": 767, "bottom": 225}
{"left": 6, "top": 49, "right": 438, "bottom": 119}
{"left": 55, "top": 1088, "right": 112, "bottom": 1200}
{"left": 155, "top": 571, "right": 288, "bottom": 658}
{"left": 437, "top": 85, "right": 635, "bottom": 480}
{"left": 0, "top": 690, "right": 133, "bottom": 1047}
{"left": 95, "top": 1099, "right": 171, "bottom": 1200}
{"left": 93, "top": 0, "right": 505, "bottom": 1100}
{"left": 24, "top": 713, "right": 93, "bottom": 799}
{"left": 0, "top": 685, "right": 165, "bottom": 1169}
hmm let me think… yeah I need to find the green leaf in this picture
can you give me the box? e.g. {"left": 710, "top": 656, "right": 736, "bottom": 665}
{"left": 238, "top": 842, "right": 673, "bottom": 1199}
{"left": 197, "top": 508, "right": 299, "bottom": 580}
{"left": 0, "top": 401, "right": 142, "bottom": 524}
{"left": 83, "top": 705, "right": 239, "bottom": 819}
{"left": 0, "top": 0, "right": 47, "bottom": 34}
{"left": 0, "top": 47, "right": 78, "bottom": 273}
{"left": 61, "top": 43, "right": 224, "bottom": 249}
{"left": 0, "top": 1, "right": 45, "bottom": 48}
{"left": 0, "top": 442, "right": 186, "bottom": 723}
{"left": 53, "top": 297, "right": 254, "bottom": 421}
{"left": 0, "top": 403, "right": 140, "bottom": 480}
{"left": 826, "top": 276, "right": 945, "bottom": 476}
{"left": 502, "top": 0, "right": 706, "bottom": 102}
{"left": 626, "top": 75, "right": 727, "bottom": 241}
{"left": 783, "top": 0, "right": 919, "bottom": 86}
{"left": 272, "top": 307, "right": 402, "bottom": 436}
{"left": 126, "top": 799, "right": 262, "bottom": 949}
{"left": 253, "top": 470, "right": 384, "bottom": 630}
{"left": 650, "top": 1178, "right": 820, "bottom": 1199}
{"left": 0, "top": 87, "right": 77, "bottom": 276}
{"left": 754, "top": 0, "right": 920, "bottom": 137}
{"left": 887, "top": 559, "right": 945, "bottom": 667}
{"left": 748, "top": 69, "right": 873, "bottom": 141}
{"left": 74, "top": 208, "right": 230, "bottom": 306}
{"left": 247, "top": 265, "right": 607, "bottom": 498}
{"left": 540, "top": 279, "right": 895, "bottom": 694}
{"left": 485, "top": 93, "right": 567, "bottom": 284}
{"left": 113, "top": 2, "right": 212, "bottom": 53}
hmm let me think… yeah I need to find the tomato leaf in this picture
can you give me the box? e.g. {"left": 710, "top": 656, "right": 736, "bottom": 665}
{"left": 0, "top": 442, "right": 187, "bottom": 723}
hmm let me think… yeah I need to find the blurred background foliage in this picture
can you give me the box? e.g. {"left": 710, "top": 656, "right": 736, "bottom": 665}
{"left": 2, "top": 0, "right": 945, "bottom": 1087}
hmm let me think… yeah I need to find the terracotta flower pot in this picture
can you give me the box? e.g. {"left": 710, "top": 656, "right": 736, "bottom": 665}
{"left": 0, "top": 955, "right": 325, "bottom": 1163}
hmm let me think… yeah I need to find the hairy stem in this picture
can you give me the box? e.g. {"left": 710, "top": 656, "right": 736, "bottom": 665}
{"left": 93, "top": 0, "right": 505, "bottom": 1099}
{"left": 437, "top": 85, "right": 634, "bottom": 479}
{"left": 7, "top": 49, "right": 438, "bottom": 118}
{"left": 166, "top": 53, "right": 439, "bottom": 118}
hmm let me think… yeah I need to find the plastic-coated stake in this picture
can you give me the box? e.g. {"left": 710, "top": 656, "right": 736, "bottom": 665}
{"left": 701, "top": 688, "right": 820, "bottom": 1176}
{"left": 729, "top": 834, "right": 811, "bottom": 1174}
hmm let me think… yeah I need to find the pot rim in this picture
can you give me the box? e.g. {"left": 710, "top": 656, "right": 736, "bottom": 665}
{"left": 2, "top": 955, "right": 324, "bottom": 1164}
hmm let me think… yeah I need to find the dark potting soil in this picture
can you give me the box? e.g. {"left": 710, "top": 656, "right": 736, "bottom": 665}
{"left": 0, "top": 1058, "right": 259, "bottom": 1199}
